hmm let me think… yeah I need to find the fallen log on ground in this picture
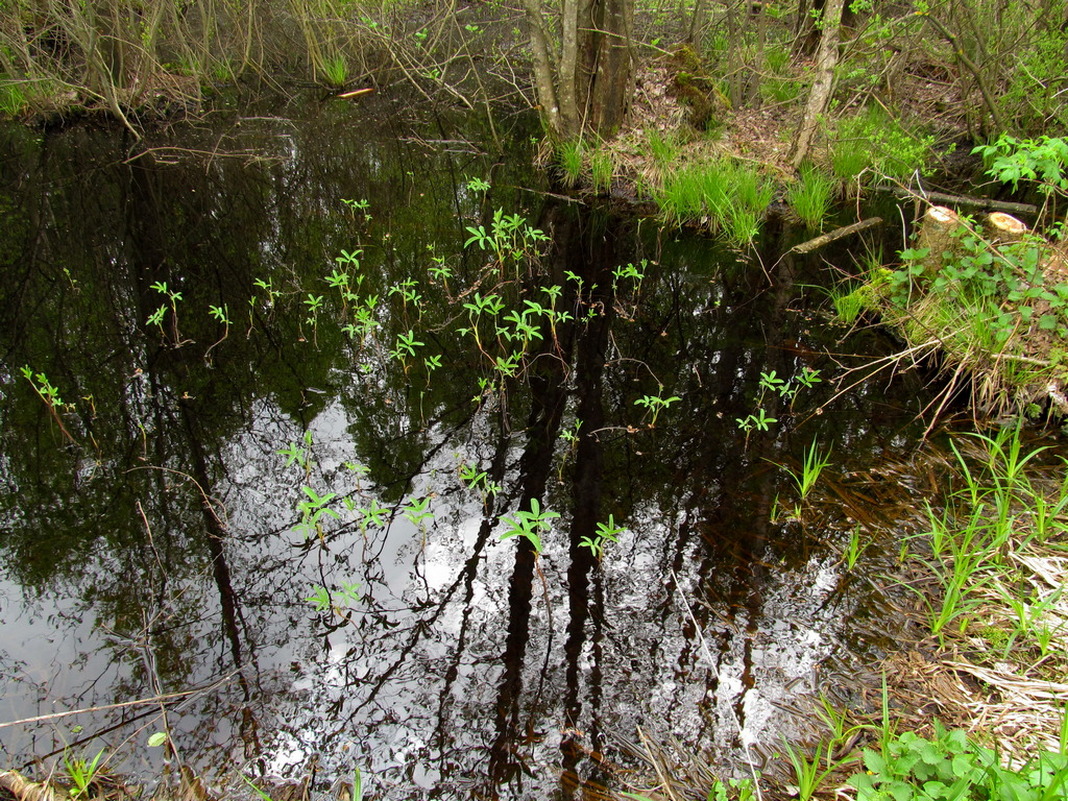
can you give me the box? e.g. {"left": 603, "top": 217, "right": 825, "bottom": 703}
{"left": 887, "top": 187, "right": 1037, "bottom": 215}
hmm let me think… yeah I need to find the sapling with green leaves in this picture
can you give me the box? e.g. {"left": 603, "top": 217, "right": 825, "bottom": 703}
{"left": 20, "top": 366, "right": 77, "bottom": 444}
{"left": 499, "top": 498, "right": 559, "bottom": 554}
{"left": 578, "top": 515, "right": 625, "bottom": 559}
{"left": 634, "top": 389, "right": 681, "bottom": 427}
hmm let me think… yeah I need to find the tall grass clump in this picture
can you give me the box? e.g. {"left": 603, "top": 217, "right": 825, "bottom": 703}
{"left": 590, "top": 149, "right": 614, "bottom": 194}
{"left": 556, "top": 140, "right": 585, "bottom": 188}
{"left": 648, "top": 129, "right": 682, "bottom": 166}
{"left": 904, "top": 427, "right": 1068, "bottom": 649}
{"left": 787, "top": 163, "right": 836, "bottom": 229}
{"left": 651, "top": 157, "right": 772, "bottom": 246}
{"left": 321, "top": 54, "right": 350, "bottom": 88}
{"left": 0, "top": 79, "right": 29, "bottom": 117}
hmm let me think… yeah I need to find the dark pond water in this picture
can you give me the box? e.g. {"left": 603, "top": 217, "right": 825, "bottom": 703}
{"left": 0, "top": 91, "right": 932, "bottom": 799}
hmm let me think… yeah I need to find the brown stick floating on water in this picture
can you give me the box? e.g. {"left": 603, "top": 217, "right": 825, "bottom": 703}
{"left": 0, "top": 671, "right": 239, "bottom": 729}
{"left": 790, "top": 217, "right": 883, "bottom": 254}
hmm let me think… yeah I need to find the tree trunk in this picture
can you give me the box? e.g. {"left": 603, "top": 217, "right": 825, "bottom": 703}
{"left": 790, "top": 0, "right": 844, "bottom": 169}
{"left": 524, "top": 0, "right": 634, "bottom": 140}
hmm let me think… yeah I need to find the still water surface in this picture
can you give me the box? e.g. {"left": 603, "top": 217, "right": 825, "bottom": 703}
{"left": 0, "top": 92, "right": 929, "bottom": 798}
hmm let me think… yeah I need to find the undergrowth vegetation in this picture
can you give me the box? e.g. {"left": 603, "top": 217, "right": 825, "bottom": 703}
{"left": 829, "top": 136, "right": 1068, "bottom": 423}
{"left": 631, "top": 426, "right": 1068, "bottom": 801}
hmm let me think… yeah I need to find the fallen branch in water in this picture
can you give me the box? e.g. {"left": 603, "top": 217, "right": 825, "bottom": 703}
{"left": 790, "top": 217, "right": 883, "bottom": 254}
{"left": 0, "top": 671, "right": 239, "bottom": 730}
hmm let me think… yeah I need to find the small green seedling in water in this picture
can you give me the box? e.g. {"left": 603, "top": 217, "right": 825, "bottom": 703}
{"left": 208, "top": 304, "right": 231, "bottom": 326}
{"left": 634, "top": 391, "right": 681, "bottom": 426}
{"left": 306, "top": 582, "right": 361, "bottom": 613}
{"left": 402, "top": 496, "right": 434, "bottom": 527}
{"left": 21, "top": 366, "right": 77, "bottom": 443}
{"left": 499, "top": 499, "right": 559, "bottom": 554}
{"left": 342, "top": 198, "right": 371, "bottom": 221}
{"left": 578, "top": 515, "right": 625, "bottom": 559}
{"left": 736, "top": 408, "right": 777, "bottom": 433}
{"left": 295, "top": 485, "right": 340, "bottom": 541}
{"left": 64, "top": 749, "right": 105, "bottom": 801}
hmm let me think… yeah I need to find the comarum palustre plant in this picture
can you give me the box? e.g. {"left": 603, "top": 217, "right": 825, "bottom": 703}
{"left": 499, "top": 498, "right": 559, "bottom": 554}
{"left": 578, "top": 515, "right": 625, "bottom": 559}
{"left": 20, "top": 365, "right": 77, "bottom": 444}
{"left": 633, "top": 388, "right": 681, "bottom": 427}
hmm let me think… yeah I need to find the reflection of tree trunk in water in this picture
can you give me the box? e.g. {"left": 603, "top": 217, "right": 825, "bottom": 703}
{"left": 487, "top": 203, "right": 586, "bottom": 794}
{"left": 560, "top": 213, "right": 617, "bottom": 797}
{"left": 176, "top": 396, "right": 263, "bottom": 762}
{"left": 125, "top": 150, "right": 263, "bottom": 759}
{"left": 710, "top": 219, "right": 801, "bottom": 739}
{"left": 433, "top": 424, "right": 511, "bottom": 775}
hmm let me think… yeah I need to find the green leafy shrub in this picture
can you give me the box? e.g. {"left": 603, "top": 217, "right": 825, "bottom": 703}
{"left": 828, "top": 106, "right": 935, "bottom": 184}
{"left": 892, "top": 226, "right": 1068, "bottom": 344}
{"left": 973, "top": 135, "right": 1068, "bottom": 197}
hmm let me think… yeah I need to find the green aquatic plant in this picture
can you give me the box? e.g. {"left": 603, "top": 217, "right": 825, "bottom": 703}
{"left": 778, "top": 439, "right": 832, "bottom": 502}
{"left": 366, "top": 498, "right": 389, "bottom": 528}
{"left": 843, "top": 526, "right": 868, "bottom": 570}
{"left": 63, "top": 749, "right": 105, "bottom": 801}
{"left": 634, "top": 391, "right": 681, "bottom": 427}
{"left": 401, "top": 496, "right": 434, "bottom": 527}
{"left": 464, "top": 207, "right": 548, "bottom": 272}
{"left": 278, "top": 430, "right": 315, "bottom": 480}
{"left": 21, "top": 365, "right": 77, "bottom": 443}
{"left": 578, "top": 515, "right": 625, "bottom": 559}
{"left": 306, "top": 582, "right": 360, "bottom": 613}
{"left": 148, "top": 280, "right": 184, "bottom": 340}
{"left": 295, "top": 486, "right": 340, "bottom": 542}
{"left": 499, "top": 498, "right": 559, "bottom": 554}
